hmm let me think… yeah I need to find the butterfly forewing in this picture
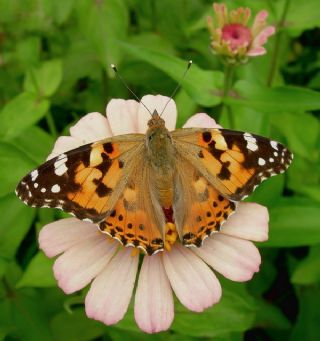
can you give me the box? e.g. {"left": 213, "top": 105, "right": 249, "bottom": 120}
{"left": 16, "top": 135, "right": 144, "bottom": 222}
{"left": 172, "top": 128, "right": 293, "bottom": 201}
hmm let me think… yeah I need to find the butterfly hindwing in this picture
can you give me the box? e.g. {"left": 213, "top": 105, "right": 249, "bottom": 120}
{"left": 173, "top": 156, "right": 237, "bottom": 248}
{"left": 172, "top": 128, "right": 293, "bottom": 201}
{"left": 16, "top": 135, "right": 144, "bottom": 222}
{"left": 98, "top": 162, "right": 166, "bottom": 255}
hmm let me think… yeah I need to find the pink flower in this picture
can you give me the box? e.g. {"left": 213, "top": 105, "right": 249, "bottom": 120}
{"left": 39, "top": 95, "right": 269, "bottom": 333}
{"left": 207, "top": 3, "right": 275, "bottom": 63}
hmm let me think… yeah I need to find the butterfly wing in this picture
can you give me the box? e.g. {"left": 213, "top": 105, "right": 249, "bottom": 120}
{"left": 98, "top": 161, "right": 166, "bottom": 255}
{"left": 16, "top": 134, "right": 145, "bottom": 222}
{"left": 173, "top": 155, "right": 237, "bottom": 247}
{"left": 172, "top": 127, "right": 292, "bottom": 248}
{"left": 172, "top": 128, "right": 293, "bottom": 201}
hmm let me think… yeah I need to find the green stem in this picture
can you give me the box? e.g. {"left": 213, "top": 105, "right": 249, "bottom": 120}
{"left": 46, "top": 111, "right": 57, "bottom": 138}
{"left": 222, "top": 63, "right": 235, "bottom": 129}
{"left": 267, "top": 0, "right": 291, "bottom": 86}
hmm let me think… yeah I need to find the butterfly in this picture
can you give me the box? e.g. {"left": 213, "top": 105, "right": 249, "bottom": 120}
{"left": 16, "top": 110, "right": 293, "bottom": 255}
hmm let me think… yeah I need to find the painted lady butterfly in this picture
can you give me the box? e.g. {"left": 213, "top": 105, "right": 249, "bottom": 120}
{"left": 16, "top": 110, "right": 293, "bottom": 255}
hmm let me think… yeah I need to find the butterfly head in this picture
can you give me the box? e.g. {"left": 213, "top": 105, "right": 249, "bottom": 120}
{"left": 147, "top": 110, "right": 166, "bottom": 128}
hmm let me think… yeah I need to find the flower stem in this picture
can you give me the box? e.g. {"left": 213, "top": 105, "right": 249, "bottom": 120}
{"left": 267, "top": 0, "right": 291, "bottom": 86}
{"left": 222, "top": 63, "right": 235, "bottom": 129}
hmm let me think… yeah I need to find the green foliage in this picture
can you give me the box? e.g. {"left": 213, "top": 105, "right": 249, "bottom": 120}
{"left": 0, "top": 0, "right": 319, "bottom": 340}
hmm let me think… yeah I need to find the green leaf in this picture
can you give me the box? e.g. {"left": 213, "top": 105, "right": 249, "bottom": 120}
{"left": 108, "top": 327, "right": 196, "bottom": 341}
{"left": 0, "top": 92, "right": 50, "bottom": 140}
{"left": 128, "top": 32, "right": 176, "bottom": 55}
{"left": 0, "top": 326, "right": 12, "bottom": 341}
{"left": 51, "top": 0, "right": 75, "bottom": 24}
{"left": 76, "top": 0, "right": 128, "bottom": 73}
{"left": 121, "top": 42, "right": 223, "bottom": 106}
{"left": 291, "top": 246, "right": 320, "bottom": 285}
{"left": 291, "top": 287, "right": 320, "bottom": 340}
{"left": 264, "top": 201, "right": 320, "bottom": 247}
{"left": 175, "top": 90, "right": 197, "bottom": 128}
{"left": 11, "top": 125, "right": 54, "bottom": 164}
{"left": 120, "top": 42, "right": 224, "bottom": 106}
{"left": 171, "top": 287, "right": 256, "bottom": 337}
{"left": 0, "top": 142, "right": 35, "bottom": 196}
{"left": 51, "top": 309, "right": 105, "bottom": 341}
{"left": 228, "top": 105, "right": 270, "bottom": 136}
{"left": 286, "top": 0, "right": 320, "bottom": 36}
{"left": 17, "top": 252, "right": 55, "bottom": 288}
{"left": 7, "top": 289, "right": 54, "bottom": 341}
{"left": 248, "top": 254, "right": 277, "bottom": 295}
{"left": 225, "top": 81, "right": 320, "bottom": 113}
{"left": 287, "top": 155, "right": 320, "bottom": 200}
{"left": 271, "top": 112, "right": 319, "bottom": 160}
{"left": 15, "top": 36, "right": 41, "bottom": 68}
{"left": 24, "top": 59, "right": 63, "bottom": 97}
{"left": 0, "top": 194, "right": 35, "bottom": 260}
{"left": 248, "top": 174, "right": 285, "bottom": 207}
{"left": 253, "top": 299, "right": 291, "bottom": 330}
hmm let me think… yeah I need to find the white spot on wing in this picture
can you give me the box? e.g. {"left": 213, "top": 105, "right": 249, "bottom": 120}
{"left": 54, "top": 154, "right": 68, "bottom": 176}
{"left": 31, "top": 170, "right": 38, "bottom": 181}
{"left": 269, "top": 158, "right": 274, "bottom": 162}
{"left": 51, "top": 184, "right": 61, "bottom": 193}
{"left": 34, "top": 183, "right": 38, "bottom": 188}
{"left": 41, "top": 188, "right": 46, "bottom": 193}
{"left": 271, "top": 141, "right": 278, "bottom": 150}
{"left": 258, "top": 158, "right": 266, "bottom": 166}
{"left": 243, "top": 133, "right": 258, "bottom": 151}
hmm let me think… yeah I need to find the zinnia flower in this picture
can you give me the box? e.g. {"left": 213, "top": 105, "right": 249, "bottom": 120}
{"left": 207, "top": 3, "right": 276, "bottom": 63}
{"left": 39, "top": 95, "right": 269, "bottom": 333}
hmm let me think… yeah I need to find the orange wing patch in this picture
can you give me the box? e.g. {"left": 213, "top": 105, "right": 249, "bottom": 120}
{"left": 173, "top": 128, "right": 293, "bottom": 201}
{"left": 181, "top": 176, "right": 236, "bottom": 247}
{"left": 99, "top": 184, "right": 164, "bottom": 255}
{"left": 16, "top": 137, "right": 144, "bottom": 223}
{"left": 67, "top": 143, "right": 124, "bottom": 216}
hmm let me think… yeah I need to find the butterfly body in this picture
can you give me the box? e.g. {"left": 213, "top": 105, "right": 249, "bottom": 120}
{"left": 16, "top": 111, "right": 293, "bottom": 255}
{"left": 146, "top": 111, "right": 175, "bottom": 209}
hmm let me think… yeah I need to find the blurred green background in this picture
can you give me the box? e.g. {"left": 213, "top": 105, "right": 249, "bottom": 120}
{"left": 0, "top": 0, "right": 319, "bottom": 340}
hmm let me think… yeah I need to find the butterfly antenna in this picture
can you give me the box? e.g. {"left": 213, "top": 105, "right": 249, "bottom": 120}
{"left": 110, "top": 64, "right": 153, "bottom": 116}
{"left": 160, "top": 60, "right": 192, "bottom": 117}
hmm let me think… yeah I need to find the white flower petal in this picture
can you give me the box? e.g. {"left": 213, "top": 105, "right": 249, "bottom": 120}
{"left": 47, "top": 136, "right": 80, "bottom": 160}
{"left": 135, "top": 254, "right": 174, "bottom": 333}
{"left": 53, "top": 237, "right": 117, "bottom": 294}
{"left": 85, "top": 248, "right": 138, "bottom": 325}
{"left": 106, "top": 99, "right": 140, "bottom": 135}
{"left": 195, "top": 234, "right": 261, "bottom": 282}
{"left": 138, "top": 95, "right": 177, "bottom": 133}
{"left": 70, "top": 112, "right": 112, "bottom": 143}
{"left": 183, "top": 113, "right": 222, "bottom": 129}
{"left": 222, "top": 203, "right": 269, "bottom": 242}
{"left": 39, "top": 218, "right": 98, "bottom": 258}
{"left": 163, "top": 244, "right": 221, "bottom": 312}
